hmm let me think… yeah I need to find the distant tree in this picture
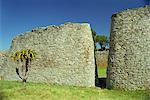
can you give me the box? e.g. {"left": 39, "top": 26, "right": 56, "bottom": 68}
{"left": 11, "top": 49, "right": 37, "bottom": 83}
{"left": 96, "top": 35, "right": 108, "bottom": 50}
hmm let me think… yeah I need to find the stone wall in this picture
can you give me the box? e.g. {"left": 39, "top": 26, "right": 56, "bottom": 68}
{"left": 0, "top": 52, "right": 6, "bottom": 80}
{"left": 107, "top": 6, "right": 150, "bottom": 90}
{"left": 95, "top": 50, "right": 109, "bottom": 67}
{"left": 2, "top": 23, "right": 95, "bottom": 87}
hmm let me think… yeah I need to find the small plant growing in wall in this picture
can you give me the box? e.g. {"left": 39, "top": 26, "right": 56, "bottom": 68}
{"left": 11, "top": 49, "right": 37, "bottom": 83}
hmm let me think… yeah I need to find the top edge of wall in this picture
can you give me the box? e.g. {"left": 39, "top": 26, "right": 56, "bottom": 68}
{"left": 21, "top": 22, "right": 90, "bottom": 33}
{"left": 14, "top": 22, "right": 91, "bottom": 39}
{"left": 111, "top": 5, "right": 150, "bottom": 18}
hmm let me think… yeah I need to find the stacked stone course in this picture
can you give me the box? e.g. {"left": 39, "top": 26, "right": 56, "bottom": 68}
{"left": 1, "top": 6, "right": 150, "bottom": 90}
{"left": 95, "top": 50, "right": 108, "bottom": 67}
{"left": 1, "top": 23, "right": 95, "bottom": 87}
{"left": 107, "top": 6, "right": 150, "bottom": 90}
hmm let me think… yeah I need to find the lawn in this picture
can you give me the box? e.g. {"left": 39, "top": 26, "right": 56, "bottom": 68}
{"left": 0, "top": 81, "right": 149, "bottom": 100}
{"left": 98, "top": 67, "right": 106, "bottom": 78}
{"left": 0, "top": 67, "right": 149, "bottom": 100}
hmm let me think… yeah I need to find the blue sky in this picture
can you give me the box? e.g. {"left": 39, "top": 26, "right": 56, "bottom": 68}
{"left": 0, "top": 0, "right": 148, "bottom": 50}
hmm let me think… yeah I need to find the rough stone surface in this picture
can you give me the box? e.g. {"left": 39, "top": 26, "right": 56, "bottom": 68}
{"left": 107, "top": 6, "right": 150, "bottom": 90}
{"left": 0, "top": 51, "right": 7, "bottom": 80}
{"left": 95, "top": 50, "right": 108, "bottom": 67}
{"left": 2, "top": 23, "right": 95, "bottom": 87}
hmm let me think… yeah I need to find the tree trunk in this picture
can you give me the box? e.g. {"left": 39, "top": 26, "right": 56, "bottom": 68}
{"left": 100, "top": 43, "right": 106, "bottom": 51}
{"left": 22, "top": 60, "right": 29, "bottom": 83}
{"left": 16, "top": 68, "right": 22, "bottom": 80}
{"left": 19, "top": 60, "right": 29, "bottom": 84}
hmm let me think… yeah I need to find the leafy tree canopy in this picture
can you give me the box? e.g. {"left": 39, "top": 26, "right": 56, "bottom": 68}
{"left": 96, "top": 35, "right": 109, "bottom": 50}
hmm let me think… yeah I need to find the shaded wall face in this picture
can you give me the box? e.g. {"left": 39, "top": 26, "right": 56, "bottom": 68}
{"left": 107, "top": 6, "right": 150, "bottom": 90}
{"left": 3, "top": 23, "right": 95, "bottom": 87}
{"left": 95, "top": 51, "right": 108, "bottom": 67}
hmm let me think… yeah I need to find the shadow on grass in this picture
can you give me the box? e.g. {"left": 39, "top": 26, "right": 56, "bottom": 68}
{"left": 0, "top": 91, "right": 7, "bottom": 100}
{"left": 147, "top": 90, "right": 150, "bottom": 100}
{"left": 95, "top": 77, "right": 106, "bottom": 89}
{"left": 0, "top": 84, "right": 7, "bottom": 100}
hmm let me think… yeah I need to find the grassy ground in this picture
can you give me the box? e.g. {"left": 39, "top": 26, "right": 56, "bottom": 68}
{"left": 0, "top": 81, "right": 149, "bottom": 100}
{"left": 0, "top": 67, "right": 149, "bottom": 100}
{"left": 98, "top": 67, "right": 106, "bottom": 78}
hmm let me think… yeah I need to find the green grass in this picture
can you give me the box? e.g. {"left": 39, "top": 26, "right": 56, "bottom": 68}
{"left": 98, "top": 67, "right": 107, "bottom": 78}
{"left": 0, "top": 81, "right": 149, "bottom": 100}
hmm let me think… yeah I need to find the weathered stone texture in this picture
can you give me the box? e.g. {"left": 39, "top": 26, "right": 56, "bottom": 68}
{"left": 0, "top": 52, "right": 6, "bottom": 80}
{"left": 107, "top": 6, "right": 150, "bottom": 90}
{"left": 2, "top": 23, "right": 95, "bottom": 87}
{"left": 95, "top": 50, "right": 108, "bottom": 67}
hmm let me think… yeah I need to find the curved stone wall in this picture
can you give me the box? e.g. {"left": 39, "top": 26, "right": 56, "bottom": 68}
{"left": 2, "top": 23, "right": 95, "bottom": 87}
{"left": 0, "top": 52, "right": 6, "bottom": 80}
{"left": 107, "top": 6, "right": 150, "bottom": 90}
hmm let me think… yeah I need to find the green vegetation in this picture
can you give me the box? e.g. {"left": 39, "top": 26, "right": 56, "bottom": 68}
{"left": 11, "top": 49, "right": 37, "bottom": 83}
{"left": 98, "top": 67, "right": 106, "bottom": 78}
{"left": 0, "top": 81, "right": 149, "bottom": 100}
{"left": 96, "top": 35, "right": 109, "bottom": 50}
{"left": 0, "top": 67, "right": 149, "bottom": 100}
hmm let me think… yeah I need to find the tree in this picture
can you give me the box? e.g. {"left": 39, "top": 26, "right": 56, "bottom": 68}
{"left": 96, "top": 35, "right": 108, "bottom": 50}
{"left": 11, "top": 49, "right": 37, "bottom": 83}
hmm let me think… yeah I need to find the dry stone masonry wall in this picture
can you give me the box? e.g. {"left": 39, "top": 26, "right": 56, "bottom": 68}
{"left": 107, "top": 6, "right": 150, "bottom": 90}
{"left": 2, "top": 23, "right": 95, "bottom": 87}
{"left": 0, "top": 52, "right": 7, "bottom": 80}
{"left": 95, "top": 50, "right": 108, "bottom": 67}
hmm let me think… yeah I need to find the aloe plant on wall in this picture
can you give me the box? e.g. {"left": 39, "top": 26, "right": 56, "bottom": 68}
{"left": 11, "top": 49, "right": 37, "bottom": 83}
